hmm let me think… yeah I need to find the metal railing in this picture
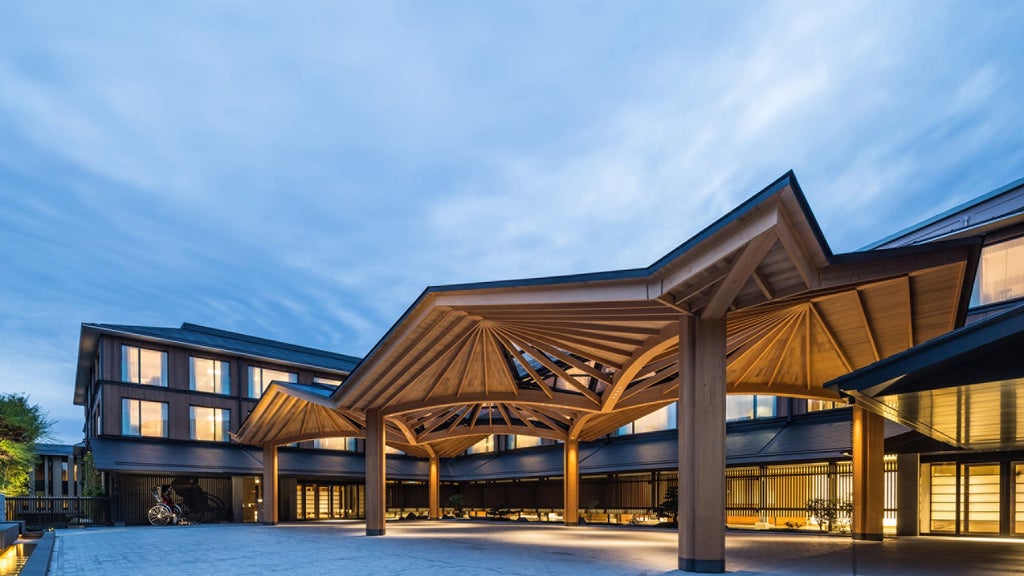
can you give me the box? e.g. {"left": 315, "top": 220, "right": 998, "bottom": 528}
{"left": 4, "top": 496, "right": 112, "bottom": 528}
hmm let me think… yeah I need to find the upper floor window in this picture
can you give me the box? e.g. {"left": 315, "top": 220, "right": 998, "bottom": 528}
{"left": 313, "top": 376, "right": 343, "bottom": 387}
{"left": 122, "top": 398, "right": 167, "bottom": 437}
{"left": 190, "top": 406, "right": 230, "bottom": 442}
{"left": 121, "top": 345, "right": 167, "bottom": 386}
{"left": 190, "top": 357, "right": 231, "bottom": 395}
{"left": 972, "top": 236, "right": 1024, "bottom": 307}
{"left": 807, "top": 398, "right": 849, "bottom": 412}
{"left": 508, "top": 435, "right": 543, "bottom": 450}
{"left": 466, "top": 435, "right": 496, "bottom": 455}
{"left": 617, "top": 403, "right": 677, "bottom": 436}
{"left": 313, "top": 437, "right": 357, "bottom": 451}
{"left": 726, "top": 395, "right": 776, "bottom": 422}
{"left": 247, "top": 366, "right": 296, "bottom": 398}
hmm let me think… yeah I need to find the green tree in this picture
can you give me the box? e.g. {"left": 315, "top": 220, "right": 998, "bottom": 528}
{"left": 0, "top": 393, "right": 55, "bottom": 495}
{"left": 80, "top": 451, "right": 105, "bottom": 497}
{"left": 654, "top": 485, "right": 679, "bottom": 524}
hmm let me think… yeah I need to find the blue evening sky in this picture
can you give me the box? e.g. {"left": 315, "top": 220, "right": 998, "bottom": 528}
{"left": 2, "top": 2, "right": 1023, "bottom": 444}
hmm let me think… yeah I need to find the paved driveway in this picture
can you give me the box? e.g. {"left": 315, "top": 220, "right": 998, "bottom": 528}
{"left": 48, "top": 521, "right": 1024, "bottom": 575}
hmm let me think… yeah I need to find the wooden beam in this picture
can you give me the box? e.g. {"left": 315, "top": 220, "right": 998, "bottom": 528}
{"left": 904, "top": 275, "right": 915, "bottom": 348}
{"left": 491, "top": 330, "right": 554, "bottom": 399}
{"left": 703, "top": 229, "right": 778, "bottom": 318}
{"left": 855, "top": 289, "right": 881, "bottom": 362}
{"left": 500, "top": 329, "right": 611, "bottom": 385}
{"left": 603, "top": 323, "right": 680, "bottom": 413}
{"left": 808, "top": 301, "right": 855, "bottom": 372}
{"left": 774, "top": 208, "right": 818, "bottom": 290}
{"left": 511, "top": 337, "right": 601, "bottom": 404}
{"left": 655, "top": 207, "right": 780, "bottom": 297}
{"left": 752, "top": 269, "right": 774, "bottom": 300}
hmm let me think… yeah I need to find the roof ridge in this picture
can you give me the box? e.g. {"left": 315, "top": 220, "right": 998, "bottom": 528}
{"left": 179, "top": 322, "right": 361, "bottom": 362}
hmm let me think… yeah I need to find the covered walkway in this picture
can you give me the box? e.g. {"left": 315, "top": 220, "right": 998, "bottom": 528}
{"left": 235, "top": 171, "right": 981, "bottom": 572}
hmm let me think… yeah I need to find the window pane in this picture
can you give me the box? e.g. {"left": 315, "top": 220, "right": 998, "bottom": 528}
{"left": 122, "top": 399, "right": 139, "bottom": 435}
{"left": 727, "top": 395, "right": 755, "bottom": 421}
{"left": 510, "top": 435, "right": 543, "bottom": 449}
{"left": 248, "top": 366, "right": 297, "bottom": 398}
{"left": 190, "top": 406, "right": 229, "bottom": 442}
{"left": 139, "top": 401, "right": 167, "bottom": 437}
{"left": 314, "top": 437, "right": 356, "bottom": 451}
{"left": 191, "top": 358, "right": 230, "bottom": 394}
{"left": 122, "top": 346, "right": 140, "bottom": 383}
{"left": 139, "top": 349, "right": 166, "bottom": 386}
{"left": 466, "top": 435, "right": 496, "bottom": 454}
{"left": 930, "top": 462, "right": 957, "bottom": 533}
{"left": 755, "top": 396, "right": 776, "bottom": 419}
{"left": 633, "top": 403, "right": 677, "bottom": 433}
{"left": 974, "top": 236, "right": 1024, "bottom": 306}
{"left": 123, "top": 399, "right": 167, "bottom": 437}
{"left": 313, "top": 376, "right": 343, "bottom": 387}
{"left": 121, "top": 345, "right": 166, "bottom": 386}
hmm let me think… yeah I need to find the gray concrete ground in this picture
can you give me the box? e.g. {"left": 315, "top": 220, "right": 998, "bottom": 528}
{"left": 46, "top": 521, "right": 1024, "bottom": 576}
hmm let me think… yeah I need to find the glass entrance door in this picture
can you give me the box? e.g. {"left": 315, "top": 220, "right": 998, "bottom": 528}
{"left": 960, "top": 463, "right": 1001, "bottom": 535}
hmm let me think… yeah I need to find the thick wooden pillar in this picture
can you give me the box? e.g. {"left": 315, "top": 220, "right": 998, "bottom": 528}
{"left": 852, "top": 405, "right": 885, "bottom": 541}
{"left": 428, "top": 454, "right": 440, "bottom": 520}
{"left": 262, "top": 444, "right": 278, "bottom": 525}
{"left": 564, "top": 437, "right": 579, "bottom": 525}
{"left": 678, "top": 314, "right": 726, "bottom": 573}
{"left": 365, "top": 408, "right": 387, "bottom": 536}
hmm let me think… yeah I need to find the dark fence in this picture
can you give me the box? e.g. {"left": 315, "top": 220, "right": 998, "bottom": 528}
{"left": 5, "top": 496, "right": 112, "bottom": 528}
{"left": 113, "top": 475, "right": 234, "bottom": 525}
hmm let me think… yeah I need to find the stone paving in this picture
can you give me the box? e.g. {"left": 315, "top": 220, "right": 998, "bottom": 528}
{"left": 47, "top": 521, "right": 1024, "bottom": 575}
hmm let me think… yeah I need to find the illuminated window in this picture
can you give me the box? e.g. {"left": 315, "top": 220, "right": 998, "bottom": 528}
{"left": 617, "top": 403, "right": 677, "bottom": 436}
{"left": 190, "top": 357, "right": 230, "bottom": 395}
{"left": 961, "top": 463, "right": 1000, "bottom": 534}
{"left": 314, "top": 437, "right": 357, "bottom": 451}
{"left": 122, "top": 399, "right": 167, "bottom": 437}
{"left": 509, "top": 435, "right": 543, "bottom": 449}
{"left": 121, "top": 345, "right": 167, "bottom": 386}
{"left": 726, "top": 395, "right": 776, "bottom": 421}
{"left": 313, "top": 376, "right": 343, "bottom": 387}
{"left": 190, "top": 406, "right": 230, "bottom": 442}
{"left": 973, "top": 236, "right": 1024, "bottom": 306}
{"left": 807, "top": 399, "right": 848, "bottom": 412}
{"left": 929, "top": 462, "right": 957, "bottom": 533}
{"left": 1014, "top": 462, "right": 1024, "bottom": 535}
{"left": 247, "top": 366, "right": 297, "bottom": 398}
{"left": 466, "top": 435, "right": 496, "bottom": 454}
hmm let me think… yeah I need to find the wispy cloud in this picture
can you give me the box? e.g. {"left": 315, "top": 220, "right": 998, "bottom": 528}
{"left": 1, "top": 1, "right": 1023, "bottom": 442}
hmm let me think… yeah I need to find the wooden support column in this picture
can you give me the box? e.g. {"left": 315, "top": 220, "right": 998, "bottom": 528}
{"left": 564, "top": 437, "right": 579, "bottom": 525}
{"left": 678, "top": 314, "right": 726, "bottom": 573}
{"left": 262, "top": 444, "right": 278, "bottom": 525}
{"left": 428, "top": 454, "right": 440, "bottom": 520}
{"left": 852, "top": 405, "right": 885, "bottom": 541}
{"left": 365, "top": 408, "right": 387, "bottom": 536}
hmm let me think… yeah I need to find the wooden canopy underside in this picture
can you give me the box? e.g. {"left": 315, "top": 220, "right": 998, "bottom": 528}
{"left": 235, "top": 178, "right": 977, "bottom": 456}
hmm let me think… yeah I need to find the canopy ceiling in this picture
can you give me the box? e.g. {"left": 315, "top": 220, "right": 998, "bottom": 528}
{"left": 236, "top": 172, "right": 980, "bottom": 456}
{"left": 830, "top": 302, "right": 1024, "bottom": 451}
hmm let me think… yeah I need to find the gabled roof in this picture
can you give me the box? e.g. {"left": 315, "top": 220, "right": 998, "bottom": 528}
{"left": 74, "top": 322, "right": 361, "bottom": 405}
{"left": 863, "top": 175, "right": 1024, "bottom": 249}
{"left": 237, "top": 171, "right": 980, "bottom": 453}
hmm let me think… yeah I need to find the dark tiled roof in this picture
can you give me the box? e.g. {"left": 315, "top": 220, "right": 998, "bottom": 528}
{"left": 86, "top": 322, "right": 361, "bottom": 372}
{"left": 89, "top": 438, "right": 427, "bottom": 479}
